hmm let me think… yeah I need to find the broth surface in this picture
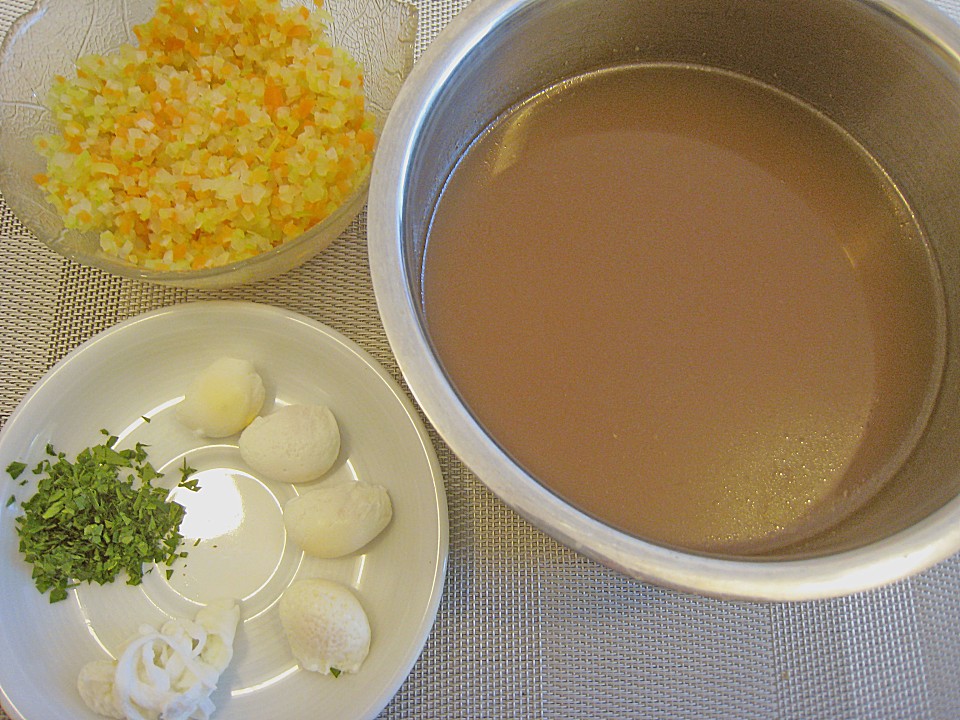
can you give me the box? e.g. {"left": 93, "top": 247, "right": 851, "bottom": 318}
{"left": 421, "top": 65, "right": 942, "bottom": 553}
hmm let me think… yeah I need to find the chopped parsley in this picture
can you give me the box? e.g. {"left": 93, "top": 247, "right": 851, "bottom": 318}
{"left": 10, "top": 431, "right": 199, "bottom": 603}
{"left": 330, "top": 667, "right": 342, "bottom": 678}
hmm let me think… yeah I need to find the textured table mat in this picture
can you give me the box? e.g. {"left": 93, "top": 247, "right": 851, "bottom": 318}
{"left": 4, "top": 0, "right": 960, "bottom": 718}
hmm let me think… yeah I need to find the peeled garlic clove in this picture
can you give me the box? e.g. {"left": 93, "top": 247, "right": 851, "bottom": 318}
{"left": 239, "top": 404, "right": 340, "bottom": 484}
{"left": 176, "top": 357, "right": 265, "bottom": 438}
{"left": 279, "top": 578, "right": 371, "bottom": 675}
{"left": 284, "top": 481, "right": 392, "bottom": 558}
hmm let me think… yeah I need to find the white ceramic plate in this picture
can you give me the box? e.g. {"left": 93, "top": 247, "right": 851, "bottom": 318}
{"left": 0, "top": 301, "right": 448, "bottom": 720}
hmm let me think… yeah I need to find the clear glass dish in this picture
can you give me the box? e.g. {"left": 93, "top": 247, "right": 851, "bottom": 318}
{"left": 0, "top": 0, "right": 417, "bottom": 289}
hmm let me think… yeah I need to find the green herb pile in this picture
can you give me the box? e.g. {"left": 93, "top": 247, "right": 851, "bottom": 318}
{"left": 7, "top": 430, "right": 198, "bottom": 603}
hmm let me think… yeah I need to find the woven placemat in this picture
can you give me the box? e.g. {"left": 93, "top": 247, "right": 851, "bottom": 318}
{"left": 3, "top": 0, "right": 960, "bottom": 718}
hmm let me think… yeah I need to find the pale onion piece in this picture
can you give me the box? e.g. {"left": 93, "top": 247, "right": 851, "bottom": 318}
{"left": 284, "top": 481, "right": 392, "bottom": 558}
{"left": 77, "top": 598, "right": 240, "bottom": 720}
{"left": 191, "top": 599, "right": 242, "bottom": 672}
{"left": 239, "top": 404, "right": 340, "bottom": 483}
{"left": 176, "top": 357, "right": 265, "bottom": 438}
{"left": 279, "top": 578, "right": 371, "bottom": 675}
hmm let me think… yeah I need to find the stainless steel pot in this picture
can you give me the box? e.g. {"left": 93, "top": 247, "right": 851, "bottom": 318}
{"left": 367, "top": 0, "right": 960, "bottom": 600}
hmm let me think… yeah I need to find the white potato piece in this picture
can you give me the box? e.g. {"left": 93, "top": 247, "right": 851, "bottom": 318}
{"left": 239, "top": 404, "right": 340, "bottom": 483}
{"left": 279, "top": 578, "right": 371, "bottom": 675}
{"left": 284, "top": 481, "right": 392, "bottom": 558}
{"left": 176, "top": 357, "right": 265, "bottom": 438}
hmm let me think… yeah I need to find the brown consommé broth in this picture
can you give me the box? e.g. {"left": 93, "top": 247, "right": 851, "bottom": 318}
{"left": 420, "top": 64, "right": 943, "bottom": 553}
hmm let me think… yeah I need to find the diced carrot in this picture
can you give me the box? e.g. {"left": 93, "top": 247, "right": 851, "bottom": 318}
{"left": 286, "top": 24, "right": 310, "bottom": 39}
{"left": 163, "top": 105, "right": 181, "bottom": 124}
{"left": 297, "top": 97, "right": 315, "bottom": 118}
{"left": 357, "top": 129, "right": 375, "bottom": 152}
{"left": 138, "top": 73, "right": 157, "bottom": 92}
{"left": 264, "top": 82, "right": 284, "bottom": 112}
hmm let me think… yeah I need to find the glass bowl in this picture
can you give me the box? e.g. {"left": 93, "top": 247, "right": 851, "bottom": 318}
{"left": 0, "top": 0, "right": 417, "bottom": 289}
